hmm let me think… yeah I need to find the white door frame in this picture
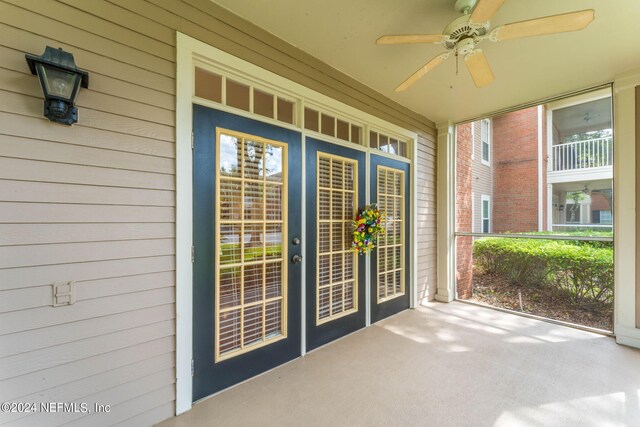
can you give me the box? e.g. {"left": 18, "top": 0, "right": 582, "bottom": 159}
{"left": 176, "top": 32, "right": 418, "bottom": 413}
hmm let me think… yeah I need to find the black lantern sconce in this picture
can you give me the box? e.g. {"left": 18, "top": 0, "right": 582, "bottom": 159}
{"left": 25, "top": 46, "right": 89, "bottom": 125}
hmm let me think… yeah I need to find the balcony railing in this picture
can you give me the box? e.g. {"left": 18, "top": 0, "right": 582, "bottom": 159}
{"left": 551, "top": 137, "right": 613, "bottom": 172}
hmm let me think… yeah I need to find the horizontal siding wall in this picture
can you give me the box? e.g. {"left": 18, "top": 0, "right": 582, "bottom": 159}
{"left": 0, "top": 0, "right": 436, "bottom": 425}
{"left": 416, "top": 134, "right": 437, "bottom": 302}
{"left": 471, "top": 121, "right": 493, "bottom": 233}
{"left": 0, "top": 0, "right": 176, "bottom": 425}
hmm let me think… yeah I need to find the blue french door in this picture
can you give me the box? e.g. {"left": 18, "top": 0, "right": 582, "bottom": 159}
{"left": 370, "top": 155, "right": 411, "bottom": 323}
{"left": 192, "top": 105, "right": 302, "bottom": 400}
{"left": 305, "top": 138, "right": 366, "bottom": 351}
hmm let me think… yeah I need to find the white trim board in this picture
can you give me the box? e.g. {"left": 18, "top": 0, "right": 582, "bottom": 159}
{"left": 175, "top": 39, "right": 194, "bottom": 415}
{"left": 176, "top": 32, "right": 420, "bottom": 412}
{"left": 546, "top": 87, "right": 611, "bottom": 111}
{"left": 480, "top": 118, "right": 491, "bottom": 167}
{"left": 436, "top": 121, "right": 456, "bottom": 303}
{"left": 471, "top": 192, "right": 475, "bottom": 234}
{"left": 481, "top": 194, "right": 491, "bottom": 234}
{"left": 613, "top": 69, "right": 640, "bottom": 349}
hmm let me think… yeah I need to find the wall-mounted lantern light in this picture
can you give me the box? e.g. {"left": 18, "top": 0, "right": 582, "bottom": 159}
{"left": 25, "top": 46, "right": 89, "bottom": 125}
{"left": 559, "top": 204, "right": 565, "bottom": 212}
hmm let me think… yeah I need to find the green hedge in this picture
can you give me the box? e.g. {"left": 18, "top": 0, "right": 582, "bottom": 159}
{"left": 473, "top": 238, "right": 613, "bottom": 304}
{"left": 220, "top": 243, "right": 282, "bottom": 264}
{"left": 511, "top": 231, "right": 613, "bottom": 249}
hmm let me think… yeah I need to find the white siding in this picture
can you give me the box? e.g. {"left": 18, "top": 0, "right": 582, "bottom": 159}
{"left": 471, "top": 120, "right": 493, "bottom": 232}
{"left": 0, "top": 0, "right": 177, "bottom": 423}
{"left": 416, "top": 134, "right": 437, "bottom": 302}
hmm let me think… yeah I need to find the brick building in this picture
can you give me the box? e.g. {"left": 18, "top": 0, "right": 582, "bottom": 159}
{"left": 456, "top": 90, "right": 613, "bottom": 298}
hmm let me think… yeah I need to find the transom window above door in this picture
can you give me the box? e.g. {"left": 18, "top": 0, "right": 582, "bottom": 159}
{"left": 304, "top": 107, "right": 363, "bottom": 145}
{"left": 195, "top": 67, "right": 297, "bottom": 126}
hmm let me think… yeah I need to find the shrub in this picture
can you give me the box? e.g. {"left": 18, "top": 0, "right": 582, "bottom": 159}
{"left": 220, "top": 243, "right": 282, "bottom": 264}
{"left": 473, "top": 238, "right": 613, "bottom": 304}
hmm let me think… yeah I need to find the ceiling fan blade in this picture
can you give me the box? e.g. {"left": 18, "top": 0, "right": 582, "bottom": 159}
{"left": 469, "top": 0, "right": 506, "bottom": 24}
{"left": 493, "top": 9, "right": 595, "bottom": 41}
{"left": 395, "top": 53, "right": 449, "bottom": 92}
{"left": 376, "top": 34, "right": 445, "bottom": 45}
{"left": 464, "top": 50, "right": 495, "bottom": 88}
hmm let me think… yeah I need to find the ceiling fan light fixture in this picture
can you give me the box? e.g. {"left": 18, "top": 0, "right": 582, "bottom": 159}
{"left": 457, "top": 38, "right": 477, "bottom": 56}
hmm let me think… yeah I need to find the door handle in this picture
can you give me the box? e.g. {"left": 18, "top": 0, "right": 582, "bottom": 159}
{"left": 292, "top": 254, "right": 303, "bottom": 264}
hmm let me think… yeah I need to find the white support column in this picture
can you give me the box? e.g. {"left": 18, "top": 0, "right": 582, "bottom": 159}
{"left": 365, "top": 134, "right": 371, "bottom": 325}
{"left": 411, "top": 135, "right": 419, "bottom": 309}
{"left": 436, "top": 121, "right": 456, "bottom": 302}
{"left": 175, "top": 32, "right": 194, "bottom": 415}
{"left": 613, "top": 71, "right": 640, "bottom": 348}
{"left": 538, "top": 106, "right": 544, "bottom": 231}
{"left": 547, "top": 184, "right": 553, "bottom": 231}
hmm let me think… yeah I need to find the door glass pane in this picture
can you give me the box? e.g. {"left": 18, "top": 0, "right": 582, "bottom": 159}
{"left": 377, "top": 166, "right": 405, "bottom": 302}
{"left": 265, "top": 144, "right": 283, "bottom": 182}
{"left": 220, "top": 224, "right": 241, "bottom": 265}
{"left": 316, "top": 153, "right": 358, "bottom": 324}
{"left": 244, "top": 140, "right": 264, "bottom": 180}
{"left": 219, "top": 135, "right": 241, "bottom": 178}
{"left": 216, "top": 130, "right": 287, "bottom": 362}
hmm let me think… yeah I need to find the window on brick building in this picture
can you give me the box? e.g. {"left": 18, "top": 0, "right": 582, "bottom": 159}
{"left": 481, "top": 195, "right": 490, "bottom": 233}
{"left": 591, "top": 210, "right": 613, "bottom": 225}
{"left": 481, "top": 119, "right": 490, "bottom": 165}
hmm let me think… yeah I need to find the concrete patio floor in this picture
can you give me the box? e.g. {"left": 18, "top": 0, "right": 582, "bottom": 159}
{"left": 159, "top": 301, "right": 640, "bottom": 427}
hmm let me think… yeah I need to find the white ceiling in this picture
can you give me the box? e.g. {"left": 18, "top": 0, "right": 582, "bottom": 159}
{"left": 553, "top": 97, "right": 612, "bottom": 136}
{"left": 211, "top": 0, "right": 640, "bottom": 124}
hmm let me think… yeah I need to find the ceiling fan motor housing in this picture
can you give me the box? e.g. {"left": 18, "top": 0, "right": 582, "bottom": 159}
{"left": 443, "top": 15, "right": 489, "bottom": 49}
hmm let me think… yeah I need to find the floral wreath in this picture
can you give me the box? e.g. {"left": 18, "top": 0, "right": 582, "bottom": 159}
{"left": 352, "top": 204, "right": 385, "bottom": 255}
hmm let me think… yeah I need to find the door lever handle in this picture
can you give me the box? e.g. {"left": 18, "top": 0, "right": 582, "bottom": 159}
{"left": 292, "top": 254, "right": 303, "bottom": 264}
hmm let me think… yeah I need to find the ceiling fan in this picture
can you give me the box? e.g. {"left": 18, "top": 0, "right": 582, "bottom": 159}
{"left": 376, "top": 0, "right": 595, "bottom": 91}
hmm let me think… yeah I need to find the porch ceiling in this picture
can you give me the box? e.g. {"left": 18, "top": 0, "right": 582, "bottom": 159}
{"left": 210, "top": 0, "right": 640, "bottom": 124}
{"left": 553, "top": 97, "right": 612, "bottom": 136}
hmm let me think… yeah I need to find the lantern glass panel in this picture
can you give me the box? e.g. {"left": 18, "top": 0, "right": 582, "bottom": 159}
{"left": 38, "top": 65, "right": 79, "bottom": 100}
